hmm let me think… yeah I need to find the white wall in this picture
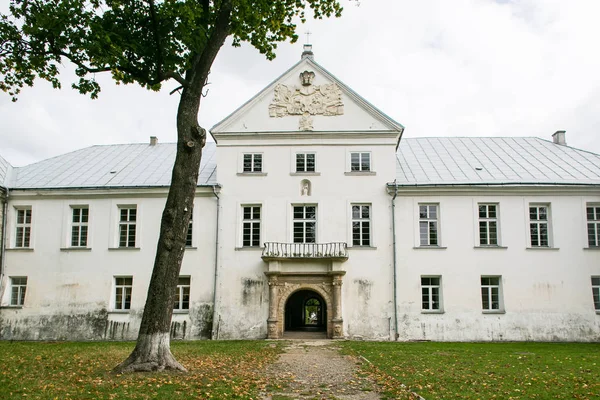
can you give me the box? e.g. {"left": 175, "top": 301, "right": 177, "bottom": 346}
{"left": 214, "top": 136, "right": 399, "bottom": 339}
{"left": 0, "top": 190, "right": 217, "bottom": 340}
{"left": 394, "top": 191, "right": 600, "bottom": 341}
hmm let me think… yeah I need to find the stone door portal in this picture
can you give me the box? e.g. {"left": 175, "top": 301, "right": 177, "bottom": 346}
{"left": 265, "top": 271, "right": 345, "bottom": 339}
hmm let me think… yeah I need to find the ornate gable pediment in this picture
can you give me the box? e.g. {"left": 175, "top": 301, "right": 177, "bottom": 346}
{"left": 268, "top": 70, "right": 344, "bottom": 131}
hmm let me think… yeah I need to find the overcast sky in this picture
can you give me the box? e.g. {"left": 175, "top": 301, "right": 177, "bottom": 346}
{"left": 1, "top": 0, "right": 599, "bottom": 167}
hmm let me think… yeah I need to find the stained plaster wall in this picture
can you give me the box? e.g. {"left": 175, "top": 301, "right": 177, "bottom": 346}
{"left": 393, "top": 191, "right": 600, "bottom": 342}
{"left": 0, "top": 192, "right": 217, "bottom": 340}
{"left": 214, "top": 137, "right": 398, "bottom": 340}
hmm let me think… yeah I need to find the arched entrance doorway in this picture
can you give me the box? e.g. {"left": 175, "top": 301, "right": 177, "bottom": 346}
{"left": 264, "top": 271, "right": 345, "bottom": 339}
{"left": 284, "top": 290, "right": 327, "bottom": 333}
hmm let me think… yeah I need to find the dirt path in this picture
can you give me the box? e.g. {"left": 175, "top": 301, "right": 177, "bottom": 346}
{"left": 260, "top": 340, "right": 381, "bottom": 400}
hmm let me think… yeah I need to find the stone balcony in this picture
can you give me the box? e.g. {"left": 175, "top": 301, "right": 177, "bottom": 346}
{"left": 261, "top": 242, "right": 348, "bottom": 262}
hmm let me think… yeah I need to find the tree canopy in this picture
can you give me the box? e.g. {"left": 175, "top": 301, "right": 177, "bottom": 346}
{"left": 0, "top": 0, "right": 344, "bottom": 373}
{"left": 0, "top": 0, "right": 342, "bottom": 101}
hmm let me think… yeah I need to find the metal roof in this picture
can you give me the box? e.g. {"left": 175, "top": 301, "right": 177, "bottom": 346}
{"left": 9, "top": 142, "right": 217, "bottom": 189}
{"left": 4, "top": 136, "right": 599, "bottom": 190}
{"left": 0, "top": 155, "right": 13, "bottom": 188}
{"left": 396, "top": 137, "right": 600, "bottom": 186}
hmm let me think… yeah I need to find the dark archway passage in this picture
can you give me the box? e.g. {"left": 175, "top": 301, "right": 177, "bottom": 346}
{"left": 284, "top": 290, "right": 327, "bottom": 332}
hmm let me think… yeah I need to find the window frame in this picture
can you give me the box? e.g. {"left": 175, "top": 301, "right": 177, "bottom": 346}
{"left": 528, "top": 204, "right": 551, "bottom": 248}
{"left": 351, "top": 204, "right": 371, "bottom": 247}
{"left": 478, "top": 203, "right": 499, "bottom": 246}
{"left": 114, "top": 276, "right": 133, "bottom": 311}
{"left": 185, "top": 209, "right": 194, "bottom": 248}
{"left": 174, "top": 276, "right": 191, "bottom": 311}
{"left": 586, "top": 204, "right": 600, "bottom": 248}
{"left": 293, "top": 204, "right": 317, "bottom": 243}
{"left": 70, "top": 206, "right": 89, "bottom": 248}
{"left": 10, "top": 276, "right": 28, "bottom": 307}
{"left": 592, "top": 276, "right": 600, "bottom": 312}
{"left": 421, "top": 276, "right": 443, "bottom": 313}
{"left": 14, "top": 206, "right": 32, "bottom": 248}
{"left": 242, "top": 153, "right": 263, "bottom": 173}
{"left": 118, "top": 206, "right": 137, "bottom": 248}
{"left": 241, "top": 205, "right": 261, "bottom": 247}
{"left": 481, "top": 276, "right": 504, "bottom": 313}
{"left": 295, "top": 152, "right": 316, "bottom": 173}
{"left": 418, "top": 203, "right": 440, "bottom": 247}
{"left": 349, "top": 151, "right": 371, "bottom": 172}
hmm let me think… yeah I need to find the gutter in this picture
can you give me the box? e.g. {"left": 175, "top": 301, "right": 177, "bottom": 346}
{"left": 386, "top": 182, "right": 600, "bottom": 188}
{"left": 391, "top": 180, "right": 399, "bottom": 341}
{"left": 210, "top": 185, "right": 221, "bottom": 340}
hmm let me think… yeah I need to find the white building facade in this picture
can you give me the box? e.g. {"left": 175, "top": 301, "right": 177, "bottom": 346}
{"left": 1, "top": 48, "right": 599, "bottom": 342}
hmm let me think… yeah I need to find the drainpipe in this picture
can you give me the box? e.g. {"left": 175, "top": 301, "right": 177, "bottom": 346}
{"left": 210, "top": 185, "right": 221, "bottom": 340}
{"left": 391, "top": 180, "right": 399, "bottom": 341}
{"left": 0, "top": 187, "right": 8, "bottom": 295}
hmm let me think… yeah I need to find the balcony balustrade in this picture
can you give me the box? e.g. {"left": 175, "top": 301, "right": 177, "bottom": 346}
{"left": 261, "top": 242, "right": 348, "bottom": 261}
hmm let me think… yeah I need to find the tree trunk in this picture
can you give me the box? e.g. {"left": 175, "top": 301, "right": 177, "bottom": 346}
{"left": 114, "top": 1, "right": 232, "bottom": 374}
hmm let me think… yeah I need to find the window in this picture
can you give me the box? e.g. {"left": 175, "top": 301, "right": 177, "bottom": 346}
{"left": 186, "top": 212, "right": 193, "bottom": 247}
{"left": 481, "top": 276, "right": 502, "bottom": 312}
{"left": 587, "top": 205, "right": 600, "bottom": 247}
{"left": 119, "top": 207, "right": 137, "bottom": 248}
{"left": 350, "top": 152, "right": 370, "bottom": 172}
{"left": 419, "top": 204, "right": 439, "bottom": 246}
{"left": 242, "top": 206, "right": 261, "bottom": 247}
{"left": 15, "top": 208, "right": 32, "bottom": 248}
{"left": 478, "top": 204, "right": 498, "bottom": 246}
{"left": 296, "top": 153, "right": 316, "bottom": 172}
{"left": 529, "top": 205, "right": 550, "bottom": 247}
{"left": 114, "top": 277, "right": 133, "bottom": 310}
{"left": 293, "top": 205, "right": 316, "bottom": 243}
{"left": 243, "top": 153, "right": 262, "bottom": 173}
{"left": 71, "top": 206, "right": 89, "bottom": 247}
{"left": 10, "top": 277, "right": 27, "bottom": 306}
{"left": 352, "top": 204, "right": 371, "bottom": 246}
{"left": 592, "top": 277, "right": 600, "bottom": 311}
{"left": 174, "top": 277, "right": 191, "bottom": 311}
{"left": 421, "top": 276, "right": 441, "bottom": 311}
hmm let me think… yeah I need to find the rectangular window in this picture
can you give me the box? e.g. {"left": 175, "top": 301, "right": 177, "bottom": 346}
{"left": 243, "top": 153, "right": 262, "bottom": 173}
{"left": 421, "top": 276, "right": 441, "bottom": 311}
{"left": 592, "top": 276, "right": 600, "bottom": 311}
{"left": 242, "top": 206, "right": 261, "bottom": 247}
{"left": 419, "top": 204, "right": 439, "bottom": 246}
{"left": 481, "top": 276, "right": 502, "bottom": 311}
{"left": 71, "top": 206, "right": 89, "bottom": 247}
{"left": 296, "top": 153, "right": 316, "bottom": 172}
{"left": 587, "top": 205, "right": 600, "bottom": 247}
{"left": 15, "top": 208, "right": 32, "bottom": 248}
{"left": 186, "top": 212, "right": 193, "bottom": 247}
{"left": 350, "top": 152, "right": 370, "bottom": 172}
{"left": 529, "top": 205, "right": 550, "bottom": 247}
{"left": 174, "top": 277, "right": 191, "bottom": 311}
{"left": 119, "top": 207, "right": 137, "bottom": 248}
{"left": 10, "top": 277, "right": 27, "bottom": 306}
{"left": 478, "top": 204, "right": 498, "bottom": 246}
{"left": 352, "top": 204, "right": 371, "bottom": 246}
{"left": 293, "top": 205, "right": 316, "bottom": 243}
{"left": 114, "top": 277, "right": 133, "bottom": 310}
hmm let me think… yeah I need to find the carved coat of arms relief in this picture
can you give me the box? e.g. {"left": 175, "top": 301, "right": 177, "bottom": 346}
{"left": 269, "top": 70, "right": 344, "bottom": 131}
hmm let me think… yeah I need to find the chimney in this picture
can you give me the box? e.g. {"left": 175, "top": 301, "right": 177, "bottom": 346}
{"left": 552, "top": 130, "right": 566, "bottom": 146}
{"left": 301, "top": 44, "right": 314, "bottom": 60}
{"left": 150, "top": 136, "right": 158, "bottom": 146}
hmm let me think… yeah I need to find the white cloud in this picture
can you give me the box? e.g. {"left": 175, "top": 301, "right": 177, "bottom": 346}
{"left": 0, "top": 0, "right": 599, "bottom": 166}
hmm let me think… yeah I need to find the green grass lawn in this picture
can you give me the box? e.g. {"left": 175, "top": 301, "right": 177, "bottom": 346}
{"left": 0, "top": 341, "right": 281, "bottom": 399}
{"left": 341, "top": 341, "right": 600, "bottom": 399}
